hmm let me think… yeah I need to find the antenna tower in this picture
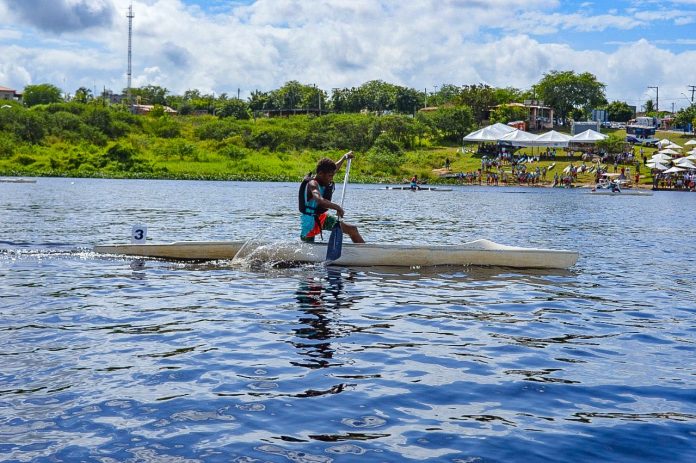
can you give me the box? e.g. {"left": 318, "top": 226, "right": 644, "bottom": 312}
{"left": 127, "top": 3, "right": 134, "bottom": 106}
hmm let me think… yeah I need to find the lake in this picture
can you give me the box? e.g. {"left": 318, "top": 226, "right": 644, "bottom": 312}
{"left": 1, "top": 178, "right": 695, "bottom": 462}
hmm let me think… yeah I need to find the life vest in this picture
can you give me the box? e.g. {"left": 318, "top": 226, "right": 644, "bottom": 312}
{"left": 298, "top": 176, "right": 334, "bottom": 217}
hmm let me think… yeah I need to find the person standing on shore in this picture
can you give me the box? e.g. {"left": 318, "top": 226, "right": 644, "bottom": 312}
{"left": 299, "top": 152, "right": 365, "bottom": 244}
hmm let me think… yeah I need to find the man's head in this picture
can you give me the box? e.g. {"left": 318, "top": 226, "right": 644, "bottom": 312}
{"left": 315, "top": 158, "right": 337, "bottom": 185}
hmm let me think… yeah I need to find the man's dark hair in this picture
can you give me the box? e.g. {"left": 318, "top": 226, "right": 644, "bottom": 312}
{"left": 316, "top": 158, "right": 337, "bottom": 174}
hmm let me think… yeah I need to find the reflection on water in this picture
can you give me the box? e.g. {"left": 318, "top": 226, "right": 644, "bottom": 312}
{"left": 1, "top": 178, "right": 696, "bottom": 462}
{"left": 293, "top": 269, "right": 350, "bottom": 369}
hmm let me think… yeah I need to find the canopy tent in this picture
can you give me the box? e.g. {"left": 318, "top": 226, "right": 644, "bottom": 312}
{"left": 685, "top": 139, "right": 696, "bottom": 146}
{"left": 664, "top": 166, "right": 686, "bottom": 173}
{"left": 498, "top": 129, "right": 538, "bottom": 146}
{"left": 665, "top": 143, "right": 682, "bottom": 150}
{"left": 463, "top": 123, "right": 515, "bottom": 142}
{"left": 686, "top": 153, "right": 696, "bottom": 161}
{"left": 687, "top": 148, "right": 696, "bottom": 155}
{"left": 528, "top": 130, "right": 572, "bottom": 147}
{"left": 570, "top": 129, "right": 608, "bottom": 143}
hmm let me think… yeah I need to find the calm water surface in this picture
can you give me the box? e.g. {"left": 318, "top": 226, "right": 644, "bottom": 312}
{"left": 1, "top": 178, "right": 695, "bottom": 462}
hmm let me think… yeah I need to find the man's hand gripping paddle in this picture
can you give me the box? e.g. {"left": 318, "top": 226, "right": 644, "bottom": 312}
{"left": 326, "top": 157, "right": 351, "bottom": 262}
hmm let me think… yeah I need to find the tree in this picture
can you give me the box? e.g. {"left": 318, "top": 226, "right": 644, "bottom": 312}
{"left": 23, "top": 83, "right": 63, "bottom": 107}
{"left": 217, "top": 98, "right": 251, "bottom": 119}
{"left": 644, "top": 99, "right": 655, "bottom": 114}
{"left": 453, "top": 84, "right": 497, "bottom": 124}
{"left": 535, "top": 71, "right": 607, "bottom": 122}
{"left": 129, "top": 85, "right": 169, "bottom": 105}
{"left": 606, "top": 101, "right": 634, "bottom": 122}
{"left": 489, "top": 104, "right": 528, "bottom": 124}
{"left": 423, "top": 106, "right": 475, "bottom": 142}
{"left": 674, "top": 103, "right": 696, "bottom": 128}
{"left": 73, "top": 87, "right": 93, "bottom": 104}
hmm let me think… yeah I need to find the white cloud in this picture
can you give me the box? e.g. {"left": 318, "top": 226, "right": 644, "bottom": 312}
{"left": 1, "top": 0, "right": 695, "bottom": 111}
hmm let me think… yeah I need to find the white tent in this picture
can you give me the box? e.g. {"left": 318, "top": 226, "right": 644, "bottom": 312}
{"left": 529, "top": 130, "right": 572, "bottom": 147}
{"left": 570, "top": 129, "right": 608, "bottom": 143}
{"left": 498, "top": 129, "right": 538, "bottom": 146}
{"left": 665, "top": 143, "right": 682, "bottom": 150}
{"left": 685, "top": 139, "right": 696, "bottom": 146}
{"left": 463, "top": 123, "right": 515, "bottom": 142}
{"left": 664, "top": 166, "right": 685, "bottom": 173}
{"left": 686, "top": 153, "right": 696, "bottom": 161}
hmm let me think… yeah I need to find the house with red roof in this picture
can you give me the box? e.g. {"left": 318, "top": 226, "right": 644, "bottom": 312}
{"left": 0, "top": 86, "right": 22, "bottom": 101}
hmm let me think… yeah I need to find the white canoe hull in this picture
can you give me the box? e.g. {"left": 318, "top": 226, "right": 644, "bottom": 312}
{"left": 94, "top": 239, "right": 578, "bottom": 269}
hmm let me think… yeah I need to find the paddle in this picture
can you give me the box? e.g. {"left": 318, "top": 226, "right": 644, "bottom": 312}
{"left": 326, "top": 157, "right": 351, "bottom": 262}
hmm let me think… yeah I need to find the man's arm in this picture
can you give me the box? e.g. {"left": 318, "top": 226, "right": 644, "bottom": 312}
{"left": 334, "top": 150, "right": 353, "bottom": 170}
{"left": 308, "top": 180, "right": 345, "bottom": 218}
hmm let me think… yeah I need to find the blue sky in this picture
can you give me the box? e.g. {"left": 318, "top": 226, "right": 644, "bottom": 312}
{"left": 1, "top": 0, "right": 696, "bottom": 111}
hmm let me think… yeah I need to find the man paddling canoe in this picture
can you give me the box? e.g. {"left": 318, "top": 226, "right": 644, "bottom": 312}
{"left": 299, "top": 152, "right": 365, "bottom": 244}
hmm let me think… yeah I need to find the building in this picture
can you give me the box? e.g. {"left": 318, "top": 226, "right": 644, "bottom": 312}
{"left": 591, "top": 109, "right": 608, "bottom": 123}
{"left": 571, "top": 120, "right": 600, "bottom": 135}
{"left": 0, "top": 86, "right": 22, "bottom": 101}
{"left": 132, "top": 104, "right": 178, "bottom": 115}
{"left": 491, "top": 101, "right": 554, "bottom": 131}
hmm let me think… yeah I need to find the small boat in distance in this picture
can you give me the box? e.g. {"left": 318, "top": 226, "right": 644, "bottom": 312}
{"left": 0, "top": 178, "right": 37, "bottom": 183}
{"left": 382, "top": 186, "right": 453, "bottom": 191}
{"left": 94, "top": 239, "right": 578, "bottom": 269}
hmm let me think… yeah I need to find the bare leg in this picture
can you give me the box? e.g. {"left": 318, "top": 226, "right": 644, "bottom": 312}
{"left": 340, "top": 222, "right": 365, "bottom": 243}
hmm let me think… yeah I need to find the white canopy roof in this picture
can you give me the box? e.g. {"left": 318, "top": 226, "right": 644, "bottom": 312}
{"left": 686, "top": 153, "right": 696, "bottom": 160}
{"left": 570, "top": 129, "right": 608, "bottom": 143}
{"left": 658, "top": 138, "right": 672, "bottom": 147}
{"left": 664, "top": 166, "right": 686, "bottom": 173}
{"left": 658, "top": 149, "right": 679, "bottom": 155}
{"left": 685, "top": 139, "right": 696, "bottom": 146}
{"left": 498, "top": 129, "right": 538, "bottom": 146}
{"left": 463, "top": 123, "right": 515, "bottom": 142}
{"left": 528, "top": 130, "right": 572, "bottom": 147}
{"left": 665, "top": 143, "right": 682, "bottom": 150}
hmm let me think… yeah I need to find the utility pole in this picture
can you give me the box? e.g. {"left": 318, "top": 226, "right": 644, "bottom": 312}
{"left": 126, "top": 2, "right": 134, "bottom": 110}
{"left": 648, "top": 86, "right": 658, "bottom": 112}
{"left": 688, "top": 85, "right": 696, "bottom": 103}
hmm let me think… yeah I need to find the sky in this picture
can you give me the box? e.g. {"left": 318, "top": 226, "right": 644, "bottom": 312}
{"left": 1, "top": 0, "right": 696, "bottom": 111}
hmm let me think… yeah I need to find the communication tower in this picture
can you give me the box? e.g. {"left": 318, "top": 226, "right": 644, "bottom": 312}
{"left": 126, "top": 3, "right": 134, "bottom": 106}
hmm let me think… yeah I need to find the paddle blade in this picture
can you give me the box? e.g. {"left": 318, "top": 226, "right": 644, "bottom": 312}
{"left": 326, "top": 222, "right": 343, "bottom": 262}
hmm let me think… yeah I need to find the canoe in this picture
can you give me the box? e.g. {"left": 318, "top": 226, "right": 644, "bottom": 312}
{"left": 94, "top": 239, "right": 578, "bottom": 269}
{"left": 588, "top": 189, "right": 653, "bottom": 196}
{"left": 0, "top": 178, "right": 37, "bottom": 183}
{"left": 382, "top": 186, "right": 453, "bottom": 191}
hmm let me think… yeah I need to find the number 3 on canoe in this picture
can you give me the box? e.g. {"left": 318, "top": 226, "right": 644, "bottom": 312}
{"left": 131, "top": 224, "right": 147, "bottom": 244}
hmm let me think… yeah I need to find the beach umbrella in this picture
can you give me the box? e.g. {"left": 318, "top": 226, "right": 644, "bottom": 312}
{"left": 663, "top": 166, "right": 685, "bottom": 173}
{"left": 651, "top": 153, "right": 672, "bottom": 162}
{"left": 646, "top": 161, "right": 668, "bottom": 170}
{"left": 684, "top": 139, "right": 696, "bottom": 146}
{"left": 673, "top": 158, "right": 696, "bottom": 169}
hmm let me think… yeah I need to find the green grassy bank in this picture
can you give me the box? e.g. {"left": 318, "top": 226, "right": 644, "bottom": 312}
{"left": 0, "top": 103, "right": 690, "bottom": 186}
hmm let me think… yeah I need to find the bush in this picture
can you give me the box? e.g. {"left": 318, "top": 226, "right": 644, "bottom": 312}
{"left": 0, "top": 133, "right": 15, "bottom": 159}
{"left": 147, "top": 116, "right": 181, "bottom": 138}
{"left": 15, "top": 154, "right": 36, "bottom": 166}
